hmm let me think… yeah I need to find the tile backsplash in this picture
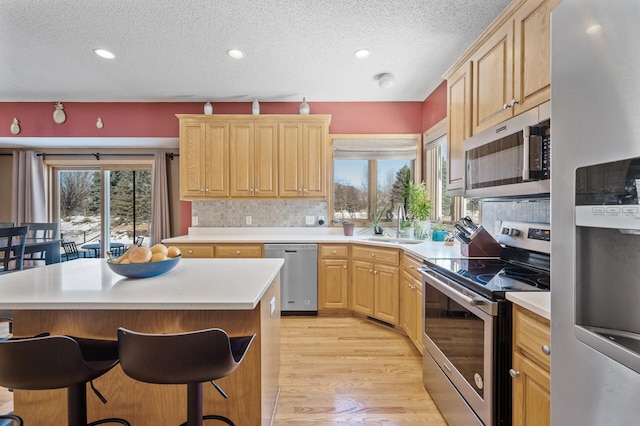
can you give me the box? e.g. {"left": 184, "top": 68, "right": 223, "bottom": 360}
{"left": 480, "top": 198, "right": 550, "bottom": 234}
{"left": 192, "top": 200, "right": 328, "bottom": 227}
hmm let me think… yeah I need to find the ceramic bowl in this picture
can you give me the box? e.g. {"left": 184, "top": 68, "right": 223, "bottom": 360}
{"left": 106, "top": 255, "right": 181, "bottom": 278}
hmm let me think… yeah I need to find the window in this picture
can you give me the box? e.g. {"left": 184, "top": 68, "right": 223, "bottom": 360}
{"left": 51, "top": 162, "right": 152, "bottom": 255}
{"left": 424, "top": 122, "right": 479, "bottom": 224}
{"left": 332, "top": 135, "right": 420, "bottom": 224}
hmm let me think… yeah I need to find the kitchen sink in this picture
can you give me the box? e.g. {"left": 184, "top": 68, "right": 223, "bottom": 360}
{"left": 362, "top": 237, "right": 425, "bottom": 245}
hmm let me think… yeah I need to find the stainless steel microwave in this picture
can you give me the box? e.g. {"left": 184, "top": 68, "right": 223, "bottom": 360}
{"left": 464, "top": 101, "right": 550, "bottom": 198}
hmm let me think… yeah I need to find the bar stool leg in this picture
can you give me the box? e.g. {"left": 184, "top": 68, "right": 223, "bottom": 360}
{"left": 67, "top": 383, "right": 87, "bottom": 426}
{"left": 186, "top": 382, "right": 203, "bottom": 426}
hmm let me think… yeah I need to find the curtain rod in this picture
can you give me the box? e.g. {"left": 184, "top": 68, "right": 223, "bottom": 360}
{"left": 0, "top": 152, "right": 178, "bottom": 160}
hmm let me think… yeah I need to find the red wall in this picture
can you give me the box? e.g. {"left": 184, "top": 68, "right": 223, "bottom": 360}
{"left": 1, "top": 91, "right": 447, "bottom": 235}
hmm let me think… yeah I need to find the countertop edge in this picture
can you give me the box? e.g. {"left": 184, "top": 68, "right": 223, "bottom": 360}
{"left": 506, "top": 292, "right": 551, "bottom": 320}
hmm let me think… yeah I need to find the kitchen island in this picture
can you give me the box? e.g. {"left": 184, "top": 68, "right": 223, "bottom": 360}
{"left": 0, "top": 258, "right": 284, "bottom": 425}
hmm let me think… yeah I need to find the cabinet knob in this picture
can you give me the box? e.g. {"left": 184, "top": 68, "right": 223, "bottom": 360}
{"left": 409, "top": 265, "right": 414, "bottom": 269}
{"left": 371, "top": 253, "right": 375, "bottom": 257}
{"left": 188, "top": 250, "right": 193, "bottom": 254}
{"left": 510, "top": 99, "right": 519, "bottom": 107}
{"left": 254, "top": 189, "right": 259, "bottom": 193}
{"left": 236, "top": 250, "right": 241, "bottom": 255}
{"left": 332, "top": 250, "right": 337, "bottom": 254}
{"left": 343, "top": 265, "right": 347, "bottom": 269}
{"left": 369, "top": 269, "right": 373, "bottom": 273}
{"left": 503, "top": 103, "right": 510, "bottom": 110}
{"left": 200, "top": 188, "right": 205, "bottom": 192}
{"left": 542, "top": 345, "right": 551, "bottom": 356}
{"left": 373, "top": 270, "right": 377, "bottom": 275}
{"left": 509, "top": 368, "right": 520, "bottom": 378}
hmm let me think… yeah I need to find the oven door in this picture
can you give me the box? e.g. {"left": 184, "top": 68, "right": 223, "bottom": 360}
{"left": 421, "top": 267, "right": 497, "bottom": 426}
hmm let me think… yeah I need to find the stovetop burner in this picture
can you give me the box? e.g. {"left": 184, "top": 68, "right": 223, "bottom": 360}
{"left": 424, "top": 257, "right": 550, "bottom": 299}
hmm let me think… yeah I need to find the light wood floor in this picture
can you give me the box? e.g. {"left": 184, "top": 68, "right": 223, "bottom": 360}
{"left": 0, "top": 316, "right": 446, "bottom": 425}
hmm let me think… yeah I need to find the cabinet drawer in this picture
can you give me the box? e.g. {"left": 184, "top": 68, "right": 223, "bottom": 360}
{"left": 319, "top": 244, "right": 348, "bottom": 259}
{"left": 352, "top": 245, "right": 399, "bottom": 266}
{"left": 170, "top": 244, "right": 214, "bottom": 258}
{"left": 402, "top": 254, "right": 423, "bottom": 280}
{"left": 214, "top": 244, "right": 263, "bottom": 258}
{"left": 514, "top": 306, "right": 551, "bottom": 370}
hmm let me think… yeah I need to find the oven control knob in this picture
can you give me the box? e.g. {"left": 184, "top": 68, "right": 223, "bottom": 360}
{"left": 508, "top": 228, "right": 520, "bottom": 237}
{"left": 501, "top": 227, "right": 510, "bottom": 235}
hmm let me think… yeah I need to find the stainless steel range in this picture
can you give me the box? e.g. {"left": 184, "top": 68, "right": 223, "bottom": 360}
{"left": 421, "top": 221, "right": 550, "bottom": 426}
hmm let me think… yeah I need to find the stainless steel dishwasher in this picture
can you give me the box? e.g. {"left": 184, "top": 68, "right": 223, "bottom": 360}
{"left": 264, "top": 243, "right": 317, "bottom": 315}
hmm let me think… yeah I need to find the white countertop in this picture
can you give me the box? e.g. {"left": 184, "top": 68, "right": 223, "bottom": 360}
{"left": 506, "top": 291, "right": 551, "bottom": 320}
{"left": 163, "top": 227, "right": 462, "bottom": 259}
{"left": 0, "top": 258, "right": 284, "bottom": 310}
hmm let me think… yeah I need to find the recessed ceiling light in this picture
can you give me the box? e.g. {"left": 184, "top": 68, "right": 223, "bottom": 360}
{"left": 354, "top": 49, "right": 370, "bottom": 59}
{"left": 94, "top": 49, "right": 115, "bottom": 59}
{"left": 586, "top": 24, "right": 602, "bottom": 35}
{"left": 227, "top": 49, "right": 244, "bottom": 59}
{"left": 376, "top": 73, "right": 395, "bottom": 89}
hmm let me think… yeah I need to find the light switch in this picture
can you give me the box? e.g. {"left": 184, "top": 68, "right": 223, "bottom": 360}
{"left": 192, "top": 216, "right": 198, "bottom": 226}
{"left": 305, "top": 215, "right": 315, "bottom": 225}
{"left": 246, "top": 216, "right": 252, "bottom": 225}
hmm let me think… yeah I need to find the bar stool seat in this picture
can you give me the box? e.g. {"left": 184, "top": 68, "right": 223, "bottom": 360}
{"left": 117, "top": 327, "right": 255, "bottom": 426}
{"left": 0, "top": 335, "right": 130, "bottom": 426}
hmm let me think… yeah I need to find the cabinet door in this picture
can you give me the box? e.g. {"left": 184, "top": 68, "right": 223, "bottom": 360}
{"left": 179, "top": 122, "right": 207, "bottom": 198}
{"left": 214, "top": 244, "right": 263, "bottom": 258}
{"left": 278, "top": 123, "right": 303, "bottom": 197}
{"left": 513, "top": 0, "right": 552, "bottom": 115}
{"left": 254, "top": 122, "right": 278, "bottom": 197}
{"left": 169, "top": 244, "right": 214, "bottom": 258}
{"left": 302, "top": 122, "right": 326, "bottom": 198}
{"left": 446, "top": 62, "right": 472, "bottom": 193}
{"left": 204, "top": 122, "right": 230, "bottom": 197}
{"left": 373, "top": 263, "right": 400, "bottom": 325}
{"left": 512, "top": 352, "right": 550, "bottom": 426}
{"left": 401, "top": 272, "right": 417, "bottom": 342}
{"left": 229, "top": 122, "right": 254, "bottom": 197}
{"left": 318, "top": 258, "right": 349, "bottom": 310}
{"left": 472, "top": 19, "right": 514, "bottom": 134}
{"left": 351, "top": 259, "right": 374, "bottom": 316}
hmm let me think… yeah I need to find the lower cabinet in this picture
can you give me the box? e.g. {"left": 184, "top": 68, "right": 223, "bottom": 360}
{"left": 163, "top": 243, "right": 262, "bottom": 258}
{"left": 401, "top": 253, "right": 423, "bottom": 354}
{"left": 317, "top": 244, "right": 349, "bottom": 310}
{"left": 511, "top": 305, "right": 551, "bottom": 425}
{"left": 351, "top": 245, "right": 400, "bottom": 325}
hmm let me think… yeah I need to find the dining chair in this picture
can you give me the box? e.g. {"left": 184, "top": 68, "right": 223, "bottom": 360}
{"left": 61, "top": 242, "right": 87, "bottom": 261}
{"left": 0, "top": 223, "right": 15, "bottom": 229}
{"left": 135, "top": 236, "right": 144, "bottom": 247}
{"left": 0, "top": 226, "right": 28, "bottom": 274}
{"left": 22, "top": 222, "right": 59, "bottom": 267}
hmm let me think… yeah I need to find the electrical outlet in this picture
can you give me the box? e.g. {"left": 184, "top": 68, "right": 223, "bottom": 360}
{"left": 246, "top": 216, "right": 252, "bottom": 225}
{"left": 318, "top": 216, "right": 325, "bottom": 226}
{"left": 192, "top": 216, "right": 198, "bottom": 226}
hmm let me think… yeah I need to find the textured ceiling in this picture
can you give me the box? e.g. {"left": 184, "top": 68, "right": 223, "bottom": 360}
{"left": 0, "top": 0, "right": 510, "bottom": 103}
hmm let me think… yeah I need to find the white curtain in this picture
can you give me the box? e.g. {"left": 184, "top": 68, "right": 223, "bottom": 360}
{"left": 11, "top": 151, "right": 46, "bottom": 224}
{"left": 150, "top": 152, "right": 171, "bottom": 245}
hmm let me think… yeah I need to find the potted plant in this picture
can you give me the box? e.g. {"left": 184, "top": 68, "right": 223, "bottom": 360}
{"left": 358, "top": 205, "right": 389, "bottom": 235}
{"left": 342, "top": 220, "right": 355, "bottom": 236}
{"left": 431, "top": 222, "right": 448, "bottom": 241}
{"left": 407, "top": 182, "right": 432, "bottom": 239}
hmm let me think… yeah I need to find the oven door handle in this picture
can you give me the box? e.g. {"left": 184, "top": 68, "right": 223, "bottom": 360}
{"left": 422, "top": 268, "right": 484, "bottom": 308}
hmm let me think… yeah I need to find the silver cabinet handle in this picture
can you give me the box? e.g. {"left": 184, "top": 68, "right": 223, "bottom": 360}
{"left": 542, "top": 345, "right": 551, "bottom": 355}
{"left": 509, "top": 369, "right": 520, "bottom": 378}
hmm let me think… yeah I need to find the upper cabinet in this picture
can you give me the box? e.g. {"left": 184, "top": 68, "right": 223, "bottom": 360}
{"left": 443, "top": 0, "right": 559, "bottom": 191}
{"left": 278, "top": 118, "right": 329, "bottom": 198}
{"left": 179, "top": 120, "right": 229, "bottom": 198}
{"left": 229, "top": 121, "right": 278, "bottom": 197}
{"left": 177, "top": 114, "right": 331, "bottom": 200}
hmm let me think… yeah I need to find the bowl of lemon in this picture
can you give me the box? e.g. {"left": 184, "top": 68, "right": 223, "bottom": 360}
{"left": 106, "top": 244, "right": 182, "bottom": 278}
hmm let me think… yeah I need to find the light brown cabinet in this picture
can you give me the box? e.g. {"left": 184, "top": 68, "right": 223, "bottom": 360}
{"left": 179, "top": 120, "right": 229, "bottom": 198}
{"left": 351, "top": 245, "right": 400, "bottom": 325}
{"left": 278, "top": 119, "right": 328, "bottom": 198}
{"left": 401, "top": 253, "right": 423, "bottom": 353}
{"left": 471, "top": 0, "right": 555, "bottom": 134}
{"left": 317, "top": 244, "right": 349, "bottom": 311}
{"left": 178, "top": 114, "right": 330, "bottom": 200}
{"left": 168, "top": 243, "right": 215, "bottom": 258}
{"left": 446, "top": 62, "right": 472, "bottom": 193}
{"left": 229, "top": 121, "right": 278, "bottom": 197}
{"left": 511, "top": 305, "right": 550, "bottom": 426}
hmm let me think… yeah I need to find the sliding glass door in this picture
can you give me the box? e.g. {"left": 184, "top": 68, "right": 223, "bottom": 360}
{"left": 54, "top": 166, "right": 151, "bottom": 257}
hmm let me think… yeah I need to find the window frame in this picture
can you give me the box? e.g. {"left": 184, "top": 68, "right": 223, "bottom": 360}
{"left": 330, "top": 134, "right": 421, "bottom": 225}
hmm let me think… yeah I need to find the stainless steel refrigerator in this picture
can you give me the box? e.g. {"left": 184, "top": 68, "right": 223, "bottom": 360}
{"left": 552, "top": 0, "right": 640, "bottom": 424}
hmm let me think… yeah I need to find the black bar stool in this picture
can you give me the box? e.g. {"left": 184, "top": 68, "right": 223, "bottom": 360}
{"left": 117, "top": 327, "right": 255, "bottom": 426}
{"left": 0, "top": 335, "right": 130, "bottom": 426}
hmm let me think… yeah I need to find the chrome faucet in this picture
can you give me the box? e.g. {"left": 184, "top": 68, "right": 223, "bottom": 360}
{"left": 396, "top": 204, "right": 406, "bottom": 238}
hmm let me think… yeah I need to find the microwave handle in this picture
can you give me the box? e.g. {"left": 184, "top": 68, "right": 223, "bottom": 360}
{"left": 522, "top": 125, "right": 531, "bottom": 181}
